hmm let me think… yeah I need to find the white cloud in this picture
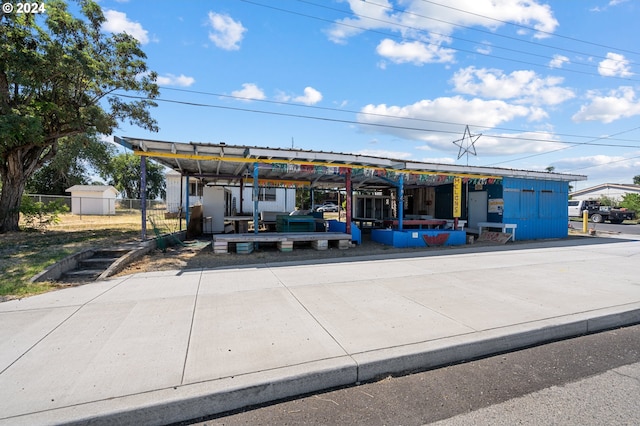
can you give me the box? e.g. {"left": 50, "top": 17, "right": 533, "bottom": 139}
{"left": 356, "top": 149, "right": 413, "bottom": 160}
{"left": 552, "top": 153, "right": 640, "bottom": 183}
{"left": 592, "top": 0, "right": 630, "bottom": 11}
{"left": 327, "top": 0, "right": 559, "bottom": 62}
{"left": 572, "top": 86, "right": 640, "bottom": 123}
{"left": 598, "top": 52, "right": 633, "bottom": 77}
{"left": 357, "top": 96, "right": 544, "bottom": 155}
{"left": 450, "top": 66, "right": 575, "bottom": 106}
{"left": 293, "top": 87, "right": 323, "bottom": 105}
{"left": 102, "top": 10, "right": 149, "bottom": 44}
{"left": 376, "top": 39, "right": 456, "bottom": 65}
{"left": 231, "top": 83, "right": 265, "bottom": 101}
{"left": 276, "top": 87, "right": 323, "bottom": 105}
{"left": 465, "top": 130, "right": 564, "bottom": 156}
{"left": 156, "top": 74, "right": 195, "bottom": 87}
{"left": 549, "top": 54, "right": 570, "bottom": 68}
{"left": 208, "top": 12, "right": 246, "bottom": 50}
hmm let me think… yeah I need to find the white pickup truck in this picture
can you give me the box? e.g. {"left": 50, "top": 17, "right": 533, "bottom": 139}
{"left": 568, "top": 200, "right": 636, "bottom": 224}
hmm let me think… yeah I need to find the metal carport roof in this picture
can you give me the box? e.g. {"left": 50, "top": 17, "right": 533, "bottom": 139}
{"left": 114, "top": 137, "right": 587, "bottom": 188}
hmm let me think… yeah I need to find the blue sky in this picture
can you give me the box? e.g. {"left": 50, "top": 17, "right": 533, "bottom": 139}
{"left": 98, "top": 0, "right": 640, "bottom": 190}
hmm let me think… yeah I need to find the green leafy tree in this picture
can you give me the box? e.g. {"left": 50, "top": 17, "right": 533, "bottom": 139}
{"left": 106, "top": 153, "right": 165, "bottom": 200}
{"left": 26, "top": 134, "right": 115, "bottom": 195}
{"left": 634, "top": 175, "right": 640, "bottom": 185}
{"left": 0, "top": 0, "right": 159, "bottom": 233}
{"left": 620, "top": 193, "right": 640, "bottom": 213}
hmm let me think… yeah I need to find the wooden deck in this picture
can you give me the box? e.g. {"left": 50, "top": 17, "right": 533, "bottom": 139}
{"left": 212, "top": 232, "right": 352, "bottom": 254}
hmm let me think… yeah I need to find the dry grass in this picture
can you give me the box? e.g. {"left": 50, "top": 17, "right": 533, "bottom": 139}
{"left": 0, "top": 210, "right": 180, "bottom": 300}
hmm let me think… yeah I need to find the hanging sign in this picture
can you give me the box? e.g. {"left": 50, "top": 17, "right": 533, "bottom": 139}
{"left": 453, "top": 177, "right": 462, "bottom": 218}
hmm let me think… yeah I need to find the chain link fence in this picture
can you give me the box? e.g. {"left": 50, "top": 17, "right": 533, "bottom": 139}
{"left": 26, "top": 194, "right": 167, "bottom": 213}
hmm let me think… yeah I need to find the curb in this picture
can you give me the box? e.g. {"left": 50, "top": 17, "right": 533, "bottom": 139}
{"left": 6, "top": 304, "right": 639, "bottom": 426}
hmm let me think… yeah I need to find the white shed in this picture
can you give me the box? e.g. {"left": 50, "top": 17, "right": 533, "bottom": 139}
{"left": 66, "top": 185, "right": 118, "bottom": 215}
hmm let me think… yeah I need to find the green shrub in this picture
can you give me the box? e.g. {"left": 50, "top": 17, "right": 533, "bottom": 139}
{"left": 20, "top": 196, "right": 69, "bottom": 231}
{"left": 620, "top": 193, "right": 640, "bottom": 213}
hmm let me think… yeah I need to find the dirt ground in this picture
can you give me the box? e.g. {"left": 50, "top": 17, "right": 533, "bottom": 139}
{"left": 115, "top": 232, "right": 507, "bottom": 277}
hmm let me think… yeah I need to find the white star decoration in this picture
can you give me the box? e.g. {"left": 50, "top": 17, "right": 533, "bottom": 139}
{"left": 453, "top": 125, "right": 481, "bottom": 163}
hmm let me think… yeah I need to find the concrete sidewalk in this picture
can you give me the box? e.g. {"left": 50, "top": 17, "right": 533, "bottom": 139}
{"left": 1, "top": 236, "right": 639, "bottom": 425}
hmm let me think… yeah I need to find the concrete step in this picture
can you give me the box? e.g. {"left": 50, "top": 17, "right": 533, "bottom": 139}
{"left": 92, "top": 249, "right": 130, "bottom": 258}
{"left": 62, "top": 269, "right": 103, "bottom": 278}
{"left": 79, "top": 257, "right": 118, "bottom": 268}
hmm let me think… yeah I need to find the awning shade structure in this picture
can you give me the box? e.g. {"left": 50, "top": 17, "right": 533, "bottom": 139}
{"left": 114, "top": 137, "right": 587, "bottom": 189}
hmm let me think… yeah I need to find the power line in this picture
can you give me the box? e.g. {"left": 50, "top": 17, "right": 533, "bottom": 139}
{"left": 417, "top": 0, "right": 640, "bottom": 58}
{"left": 118, "top": 91, "right": 640, "bottom": 149}
{"left": 243, "top": 0, "right": 638, "bottom": 81}
{"left": 160, "top": 86, "right": 640, "bottom": 145}
{"left": 484, "top": 126, "right": 640, "bottom": 167}
{"left": 305, "top": 0, "right": 634, "bottom": 65}
{"left": 566, "top": 153, "right": 640, "bottom": 172}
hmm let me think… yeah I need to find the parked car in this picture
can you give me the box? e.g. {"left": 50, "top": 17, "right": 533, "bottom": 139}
{"left": 316, "top": 202, "right": 339, "bottom": 212}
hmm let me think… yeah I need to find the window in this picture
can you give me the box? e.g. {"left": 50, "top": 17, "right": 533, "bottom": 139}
{"left": 259, "top": 187, "right": 276, "bottom": 201}
{"left": 189, "top": 182, "right": 203, "bottom": 197}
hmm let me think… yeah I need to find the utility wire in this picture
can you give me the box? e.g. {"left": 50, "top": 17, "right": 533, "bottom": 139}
{"left": 117, "top": 91, "right": 640, "bottom": 149}
{"left": 161, "top": 86, "right": 640, "bottom": 144}
{"left": 485, "top": 126, "right": 640, "bottom": 167}
{"left": 417, "top": 0, "right": 640, "bottom": 58}
{"left": 300, "top": 0, "right": 633, "bottom": 66}
{"left": 245, "top": 0, "right": 638, "bottom": 80}
{"left": 567, "top": 154, "right": 640, "bottom": 172}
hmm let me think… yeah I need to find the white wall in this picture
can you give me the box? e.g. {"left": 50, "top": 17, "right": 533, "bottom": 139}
{"left": 228, "top": 187, "right": 296, "bottom": 214}
{"left": 165, "top": 173, "right": 297, "bottom": 215}
{"left": 165, "top": 174, "right": 202, "bottom": 213}
{"left": 572, "top": 188, "right": 640, "bottom": 203}
{"left": 70, "top": 191, "right": 116, "bottom": 215}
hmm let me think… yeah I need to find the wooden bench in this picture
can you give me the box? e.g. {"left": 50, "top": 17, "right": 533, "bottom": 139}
{"left": 477, "top": 222, "right": 518, "bottom": 241}
{"left": 212, "top": 232, "right": 352, "bottom": 254}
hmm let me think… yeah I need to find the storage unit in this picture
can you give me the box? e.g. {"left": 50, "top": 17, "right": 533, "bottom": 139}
{"left": 66, "top": 185, "right": 118, "bottom": 215}
{"left": 202, "top": 186, "right": 232, "bottom": 233}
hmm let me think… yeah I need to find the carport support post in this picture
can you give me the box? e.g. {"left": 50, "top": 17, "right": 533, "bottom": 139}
{"left": 253, "top": 163, "right": 259, "bottom": 235}
{"left": 398, "top": 174, "right": 404, "bottom": 231}
{"left": 141, "top": 155, "right": 147, "bottom": 240}
{"left": 185, "top": 174, "right": 190, "bottom": 226}
{"left": 345, "top": 168, "right": 352, "bottom": 234}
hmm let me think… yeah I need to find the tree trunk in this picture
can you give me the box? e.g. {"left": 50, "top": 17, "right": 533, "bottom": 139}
{"left": 0, "top": 148, "right": 45, "bottom": 233}
{"left": 0, "top": 175, "right": 24, "bottom": 233}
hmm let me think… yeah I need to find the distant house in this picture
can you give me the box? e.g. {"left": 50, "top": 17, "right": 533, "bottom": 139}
{"left": 570, "top": 183, "right": 640, "bottom": 203}
{"left": 66, "top": 185, "right": 118, "bottom": 215}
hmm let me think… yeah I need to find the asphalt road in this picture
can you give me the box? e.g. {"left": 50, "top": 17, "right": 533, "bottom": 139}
{"left": 569, "top": 219, "right": 640, "bottom": 235}
{"left": 179, "top": 324, "right": 640, "bottom": 426}
{"left": 593, "top": 222, "right": 640, "bottom": 235}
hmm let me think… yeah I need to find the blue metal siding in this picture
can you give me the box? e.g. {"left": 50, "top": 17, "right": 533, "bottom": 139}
{"left": 502, "top": 178, "right": 569, "bottom": 240}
